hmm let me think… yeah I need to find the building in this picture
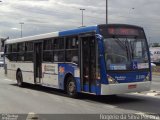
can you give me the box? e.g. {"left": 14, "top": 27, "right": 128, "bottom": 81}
{"left": 150, "top": 47, "right": 160, "bottom": 64}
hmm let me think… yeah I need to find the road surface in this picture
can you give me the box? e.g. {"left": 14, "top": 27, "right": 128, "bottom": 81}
{"left": 0, "top": 68, "right": 160, "bottom": 120}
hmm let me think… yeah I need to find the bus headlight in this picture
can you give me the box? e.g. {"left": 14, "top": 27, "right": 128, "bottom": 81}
{"left": 107, "top": 75, "right": 118, "bottom": 84}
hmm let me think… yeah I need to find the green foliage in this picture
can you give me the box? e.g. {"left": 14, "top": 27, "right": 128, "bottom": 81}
{"left": 152, "top": 43, "right": 160, "bottom": 47}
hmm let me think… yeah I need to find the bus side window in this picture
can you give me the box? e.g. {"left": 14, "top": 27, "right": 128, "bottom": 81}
{"left": 53, "top": 38, "right": 65, "bottom": 62}
{"left": 18, "top": 42, "right": 25, "bottom": 52}
{"left": 12, "top": 44, "right": 17, "bottom": 52}
{"left": 65, "top": 36, "right": 79, "bottom": 64}
{"left": 11, "top": 44, "right": 17, "bottom": 61}
{"left": 5, "top": 44, "right": 12, "bottom": 61}
{"left": 17, "top": 43, "right": 25, "bottom": 61}
{"left": 4, "top": 45, "right": 7, "bottom": 53}
{"left": 25, "top": 42, "right": 33, "bottom": 61}
{"left": 43, "top": 39, "right": 53, "bottom": 62}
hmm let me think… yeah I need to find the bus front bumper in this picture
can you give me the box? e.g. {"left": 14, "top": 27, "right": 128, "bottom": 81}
{"left": 101, "top": 81, "right": 151, "bottom": 95}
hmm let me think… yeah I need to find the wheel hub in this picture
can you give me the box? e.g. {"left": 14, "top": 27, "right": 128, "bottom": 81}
{"left": 68, "top": 82, "right": 75, "bottom": 93}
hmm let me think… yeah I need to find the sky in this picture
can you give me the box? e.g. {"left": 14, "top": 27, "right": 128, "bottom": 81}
{"left": 0, "top": 0, "right": 160, "bottom": 43}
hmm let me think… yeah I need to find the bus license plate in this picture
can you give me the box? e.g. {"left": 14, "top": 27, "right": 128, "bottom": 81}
{"left": 128, "top": 84, "right": 137, "bottom": 89}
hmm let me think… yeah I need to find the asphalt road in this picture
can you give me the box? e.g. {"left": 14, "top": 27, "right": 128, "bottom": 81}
{"left": 0, "top": 68, "right": 160, "bottom": 120}
{"left": 151, "top": 75, "right": 160, "bottom": 91}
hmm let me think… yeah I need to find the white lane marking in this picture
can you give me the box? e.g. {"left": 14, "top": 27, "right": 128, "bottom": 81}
{"left": 26, "top": 112, "right": 39, "bottom": 120}
{"left": 135, "top": 112, "right": 160, "bottom": 120}
{"left": 3, "top": 79, "right": 16, "bottom": 83}
{"left": 146, "top": 93, "right": 159, "bottom": 96}
{"left": 130, "top": 92, "right": 160, "bottom": 98}
{"left": 103, "top": 104, "right": 117, "bottom": 109}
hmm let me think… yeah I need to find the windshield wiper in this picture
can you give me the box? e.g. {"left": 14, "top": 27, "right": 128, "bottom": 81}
{"left": 114, "top": 37, "right": 126, "bottom": 50}
{"left": 114, "top": 37, "right": 130, "bottom": 61}
{"left": 130, "top": 41, "right": 135, "bottom": 59}
{"left": 124, "top": 39, "right": 132, "bottom": 61}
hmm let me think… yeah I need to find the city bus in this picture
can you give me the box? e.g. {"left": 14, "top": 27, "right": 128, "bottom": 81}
{"left": 4, "top": 24, "right": 151, "bottom": 97}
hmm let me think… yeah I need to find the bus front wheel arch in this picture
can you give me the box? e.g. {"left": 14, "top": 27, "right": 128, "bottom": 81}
{"left": 16, "top": 69, "right": 24, "bottom": 87}
{"left": 64, "top": 74, "right": 78, "bottom": 98}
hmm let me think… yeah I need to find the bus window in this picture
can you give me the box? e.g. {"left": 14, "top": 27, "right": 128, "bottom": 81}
{"left": 53, "top": 38, "right": 64, "bottom": 50}
{"left": 66, "top": 50, "right": 78, "bottom": 63}
{"left": 25, "top": 42, "right": 33, "bottom": 61}
{"left": 17, "top": 43, "right": 25, "bottom": 61}
{"left": 53, "top": 38, "right": 65, "bottom": 62}
{"left": 9, "top": 44, "right": 17, "bottom": 61}
{"left": 26, "top": 42, "right": 33, "bottom": 51}
{"left": 18, "top": 43, "right": 25, "bottom": 52}
{"left": 43, "top": 39, "right": 53, "bottom": 62}
{"left": 65, "top": 36, "right": 79, "bottom": 64}
{"left": 66, "top": 36, "right": 79, "bottom": 49}
{"left": 43, "top": 51, "right": 53, "bottom": 62}
{"left": 54, "top": 51, "right": 64, "bottom": 62}
{"left": 43, "top": 39, "right": 53, "bottom": 50}
{"left": 6, "top": 44, "right": 12, "bottom": 53}
{"left": 12, "top": 44, "right": 17, "bottom": 52}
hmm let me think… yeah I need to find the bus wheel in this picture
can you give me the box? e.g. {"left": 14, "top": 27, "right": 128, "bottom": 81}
{"left": 16, "top": 71, "right": 23, "bottom": 87}
{"left": 66, "top": 77, "right": 78, "bottom": 98}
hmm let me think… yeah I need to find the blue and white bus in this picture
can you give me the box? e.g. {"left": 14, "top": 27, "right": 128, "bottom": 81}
{"left": 4, "top": 24, "right": 151, "bottom": 97}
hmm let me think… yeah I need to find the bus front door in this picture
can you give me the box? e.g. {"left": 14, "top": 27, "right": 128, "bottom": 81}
{"left": 34, "top": 42, "right": 42, "bottom": 84}
{"left": 80, "top": 36, "right": 97, "bottom": 93}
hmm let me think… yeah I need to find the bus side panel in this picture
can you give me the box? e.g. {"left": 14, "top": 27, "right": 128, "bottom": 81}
{"left": 58, "top": 63, "right": 81, "bottom": 92}
{"left": 5, "top": 58, "right": 17, "bottom": 81}
{"left": 41, "top": 63, "right": 59, "bottom": 88}
{"left": 20, "top": 63, "right": 34, "bottom": 84}
{"left": 5, "top": 58, "right": 16, "bottom": 81}
{"left": 5, "top": 57, "right": 34, "bottom": 84}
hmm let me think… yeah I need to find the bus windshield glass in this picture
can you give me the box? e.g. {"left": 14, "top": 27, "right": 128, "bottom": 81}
{"left": 104, "top": 37, "right": 149, "bottom": 71}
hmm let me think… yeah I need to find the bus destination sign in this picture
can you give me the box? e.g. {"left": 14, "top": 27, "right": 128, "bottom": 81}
{"left": 108, "top": 28, "right": 141, "bottom": 36}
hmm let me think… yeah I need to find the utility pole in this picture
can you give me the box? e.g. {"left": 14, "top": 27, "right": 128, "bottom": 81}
{"left": 106, "top": 0, "right": 108, "bottom": 24}
{"left": 80, "top": 8, "right": 85, "bottom": 27}
{"left": 19, "top": 22, "right": 24, "bottom": 38}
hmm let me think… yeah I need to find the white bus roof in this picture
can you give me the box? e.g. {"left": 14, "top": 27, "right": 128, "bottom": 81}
{"left": 5, "top": 25, "right": 98, "bottom": 45}
{"left": 5, "top": 32, "right": 58, "bottom": 44}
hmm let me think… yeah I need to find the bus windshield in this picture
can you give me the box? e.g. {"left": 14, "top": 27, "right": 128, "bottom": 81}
{"left": 104, "top": 37, "right": 149, "bottom": 71}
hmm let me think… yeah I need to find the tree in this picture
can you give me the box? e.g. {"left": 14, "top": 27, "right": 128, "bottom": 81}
{"left": 152, "top": 43, "right": 160, "bottom": 47}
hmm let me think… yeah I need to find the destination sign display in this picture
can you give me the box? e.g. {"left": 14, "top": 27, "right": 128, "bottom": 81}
{"left": 108, "top": 28, "right": 141, "bottom": 36}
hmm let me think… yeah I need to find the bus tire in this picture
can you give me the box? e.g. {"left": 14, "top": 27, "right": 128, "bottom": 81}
{"left": 16, "top": 71, "right": 23, "bottom": 87}
{"left": 66, "top": 77, "right": 78, "bottom": 98}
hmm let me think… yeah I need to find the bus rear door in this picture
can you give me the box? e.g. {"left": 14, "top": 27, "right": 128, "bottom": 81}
{"left": 34, "top": 42, "right": 43, "bottom": 84}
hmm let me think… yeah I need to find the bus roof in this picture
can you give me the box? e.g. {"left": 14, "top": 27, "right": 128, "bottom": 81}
{"left": 5, "top": 24, "right": 143, "bottom": 44}
{"left": 5, "top": 25, "right": 98, "bottom": 44}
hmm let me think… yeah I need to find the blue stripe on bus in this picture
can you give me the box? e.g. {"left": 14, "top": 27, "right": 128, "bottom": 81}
{"left": 106, "top": 71, "right": 149, "bottom": 84}
{"left": 59, "top": 26, "right": 98, "bottom": 37}
{"left": 75, "top": 77, "right": 81, "bottom": 92}
{"left": 83, "top": 84, "right": 98, "bottom": 94}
